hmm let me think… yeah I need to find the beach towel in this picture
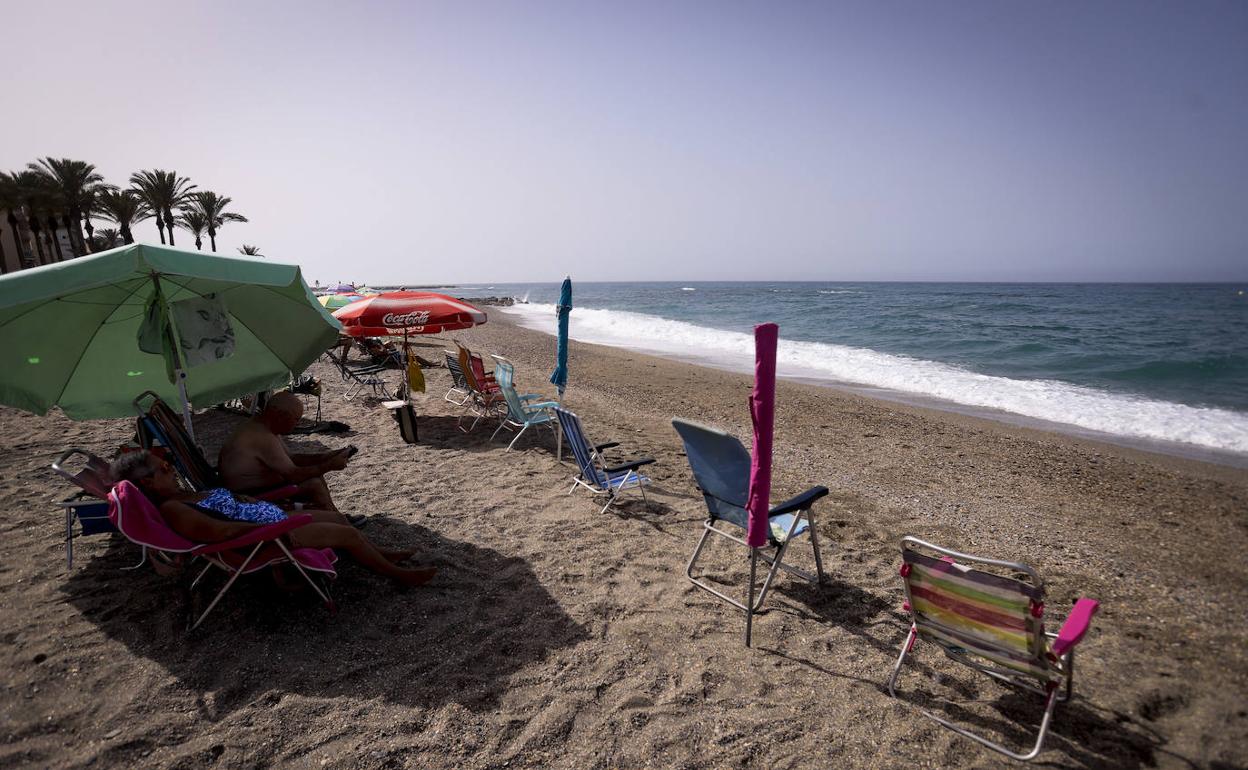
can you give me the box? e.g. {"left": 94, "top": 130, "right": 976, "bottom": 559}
{"left": 172, "top": 294, "right": 236, "bottom": 367}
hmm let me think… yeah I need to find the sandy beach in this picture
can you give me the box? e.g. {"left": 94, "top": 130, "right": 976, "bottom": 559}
{"left": 1, "top": 312, "right": 1245, "bottom": 769}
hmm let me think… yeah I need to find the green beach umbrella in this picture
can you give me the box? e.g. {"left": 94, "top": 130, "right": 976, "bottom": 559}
{"left": 0, "top": 244, "right": 340, "bottom": 435}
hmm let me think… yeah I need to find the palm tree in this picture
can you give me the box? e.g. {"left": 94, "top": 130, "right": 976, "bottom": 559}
{"left": 29, "top": 158, "right": 106, "bottom": 256}
{"left": 93, "top": 189, "right": 152, "bottom": 245}
{"left": 176, "top": 209, "right": 208, "bottom": 251}
{"left": 130, "top": 169, "right": 196, "bottom": 247}
{"left": 186, "top": 191, "right": 247, "bottom": 252}
{"left": 238, "top": 244, "right": 263, "bottom": 257}
{"left": 0, "top": 171, "right": 24, "bottom": 271}
{"left": 89, "top": 228, "right": 122, "bottom": 251}
{"left": 12, "top": 170, "right": 57, "bottom": 264}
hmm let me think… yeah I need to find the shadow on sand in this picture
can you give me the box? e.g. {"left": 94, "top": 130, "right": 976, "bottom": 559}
{"left": 61, "top": 516, "right": 588, "bottom": 719}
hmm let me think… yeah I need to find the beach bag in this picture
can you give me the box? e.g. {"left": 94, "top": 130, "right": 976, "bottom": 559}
{"left": 392, "top": 403, "right": 418, "bottom": 444}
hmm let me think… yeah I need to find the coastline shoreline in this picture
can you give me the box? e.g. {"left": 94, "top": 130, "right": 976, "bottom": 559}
{"left": 497, "top": 304, "right": 1248, "bottom": 471}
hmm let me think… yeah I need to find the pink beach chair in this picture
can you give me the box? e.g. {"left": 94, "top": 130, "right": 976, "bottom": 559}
{"left": 889, "top": 536, "right": 1100, "bottom": 761}
{"left": 106, "top": 481, "right": 338, "bottom": 630}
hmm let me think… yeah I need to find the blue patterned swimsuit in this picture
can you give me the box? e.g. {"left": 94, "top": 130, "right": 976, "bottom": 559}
{"left": 196, "top": 488, "right": 287, "bottom": 524}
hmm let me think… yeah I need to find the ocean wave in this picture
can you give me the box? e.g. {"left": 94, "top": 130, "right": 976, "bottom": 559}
{"left": 501, "top": 303, "right": 1248, "bottom": 454}
{"left": 681, "top": 287, "right": 696, "bottom": 292}
{"left": 817, "top": 289, "right": 862, "bottom": 295}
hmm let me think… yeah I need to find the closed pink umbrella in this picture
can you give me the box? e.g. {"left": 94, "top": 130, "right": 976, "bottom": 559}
{"left": 744, "top": 322, "right": 778, "bottom": 645}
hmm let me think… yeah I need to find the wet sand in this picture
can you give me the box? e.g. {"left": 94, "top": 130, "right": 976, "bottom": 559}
{"left": 1, "top": 313, "right": 1245, "bottom": 769}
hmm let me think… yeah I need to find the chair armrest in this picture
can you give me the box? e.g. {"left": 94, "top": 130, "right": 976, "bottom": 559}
{"left": 594, "top": 441, "right": 620, "bottom": 452}
{"left": 604, "top": 457, "right": 656, "bottom": 474}
{"left": 525, "top": 401, "right": 560, "bottom": 411}
{"left": 253, "top": 485, "right": 301, "bottom": 502}
{"left": 1050, "top": 598, "right": 1100, "bottom": 657}
{"left": 195, "top": 514, "right": 313, "bottom": 554}
{"left": 769, "top": 486, "right": 829, "bottom": 516}
{"left": 519, "top": 393, "right": 546, "bottom": 401}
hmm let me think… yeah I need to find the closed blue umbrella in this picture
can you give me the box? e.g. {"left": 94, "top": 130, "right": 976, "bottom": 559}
{"left": 551, "top": 277, "right": 572, "bottom": 459}
{"left": 550, "top": 277, "right": 572, "bottom": 394}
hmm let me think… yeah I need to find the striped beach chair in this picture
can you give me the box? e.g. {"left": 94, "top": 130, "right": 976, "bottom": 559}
{"left": 555, "top": 407, "right": 655, "bottom": 514}
{"left": 889, "top": 537, "right": 1100, "bottom": 761}
{"left": 443, "top": 350, "right": 472, "bottom": 405}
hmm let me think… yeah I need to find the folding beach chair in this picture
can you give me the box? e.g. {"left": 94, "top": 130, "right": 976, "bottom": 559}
{"left": 324, "top": 347, "right": 393, "bottom": 401}
{"left": 51, "top": 448, "right": 123, "bottom": 569}
{"left": 443, "top": 350, "right": 472, "bottom": 405}
{"left": 889, "top": 536, "right": 1101, "bottom": 761}
{"left": 489, "top": 355, "right": 560, "bottom": 450}
{"left": 134, "top": 392, "right": 300, "bottom": 502}
{"left": 555, "top": 407, "right": 655, "bottom": 513}
{"left": 107, "top": 481, "right": 337, "bottom": 631}
{"left": 454, "top": 344, "right": 506, "bottom": 432}
{"left": 672, "top": 419, "right": 828, "bottom": 631}
{"left": 135, "top": 392, "right": 216, "bottom": 489}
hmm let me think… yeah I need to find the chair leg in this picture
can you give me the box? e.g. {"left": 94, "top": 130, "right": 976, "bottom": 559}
{"left": 807, "top": 510, "right": 825, "bottom": 583}
{"left": 192, "top": 545, "right": 262, "bottom": 631}
{"left": 189, "top": 561, "right": 214, "bottom": 590}
{"left": 275, "top": 541, "right": 336, "bottom": 613}
{"left": 745, "top": 547, "right": 759, "bottom": 647}
{"left": 121, "top": 545, "right": 148, "bottom": 571}
{"left": 65, "top": 510, "right": 74, "bottom": 570}
{"left": 888, "top": 625, "right": 1061, "bottom": 761}
{"left": 507, "top": 423, "right": 530, "bottom": 451}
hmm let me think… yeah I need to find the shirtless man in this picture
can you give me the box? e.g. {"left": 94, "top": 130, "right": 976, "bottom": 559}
{"left": 218, "top": 392, "right": 349, "bottom": 512}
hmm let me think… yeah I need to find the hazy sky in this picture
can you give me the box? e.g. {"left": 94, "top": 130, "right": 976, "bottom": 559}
{"left": 5, "top": 1, "right": 1246, "bottom": 284}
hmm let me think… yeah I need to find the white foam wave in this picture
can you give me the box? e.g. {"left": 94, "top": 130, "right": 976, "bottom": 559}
{"left": 502, "top": 302, "right": 1248, "bottom": 454}
{"left": 818, "top": 289, "right": 861, "bottom": 295}
{"left": 681, "top": 287, "right": 696, "bottom": 291}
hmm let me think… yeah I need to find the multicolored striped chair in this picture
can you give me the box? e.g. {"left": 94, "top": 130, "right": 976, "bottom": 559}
{"left": 889, "top": 537, "right": 1100, "bottom": 761}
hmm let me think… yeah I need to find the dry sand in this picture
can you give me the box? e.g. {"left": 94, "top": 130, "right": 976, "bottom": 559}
{"left": 1, "top": 313, "right": 1246, "bottom": 769}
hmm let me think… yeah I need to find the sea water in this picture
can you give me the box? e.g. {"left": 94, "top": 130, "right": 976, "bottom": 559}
{"left": 444, "top": 282, "right": 1248, "bottom": 461}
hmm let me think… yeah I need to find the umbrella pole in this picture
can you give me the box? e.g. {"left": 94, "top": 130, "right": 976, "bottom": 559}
{"left": 175, "top": 367, "right": 195, "bottom": 443}
{"left": 745, "top": 547, "right": 759, "bottom": 647}
{"left": 556, "top": 390, "right": 564, "bottom": 462}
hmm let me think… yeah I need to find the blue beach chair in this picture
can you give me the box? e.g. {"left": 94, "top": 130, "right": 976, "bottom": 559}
{"left": 489, "top": 355, "right": 560, "bottom": 450}
{"left": 672, "top": 419, "right": 828, "bottom": 636}
{"left": 555, "top": 407, "right": 656, "bottom": 514}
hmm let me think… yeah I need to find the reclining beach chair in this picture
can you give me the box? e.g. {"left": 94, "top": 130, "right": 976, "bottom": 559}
{"left": 51, "top": 448, "right": 122, "bottom": 569}
{"left": 889, "top": 536, "right": 1100, "bottom": 761}
{"left": 107, "top": 480, "right": 337, "bottom": 631}
{"left": 672, "top": 419, "right": 827, "bottom": 636}
{"left": 135, "top": 392, "right": 216, "bottom": 489}
{"left": 489, "top": 355, "right": 560, "bottom": 450}
{"left": 443, "top": 350, "right": 472, "bottom": 405}
{"left": 324, "top": 347, "right": 393, "bottom": 401}
{"left": 135, "top": 392, "right": 299, "bottom": 502}
{"left": 455, "top": 344, "right": 506, "bottom": 432}
{"left": 555, "top": 407, "right": 655, "bottom": 513}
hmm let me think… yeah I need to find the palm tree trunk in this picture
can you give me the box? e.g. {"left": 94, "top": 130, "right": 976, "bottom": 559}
{"left": 121, "top": 223, "right": 134, "bottom": 244}
{"left": 208, "top": 226, "right": 217, "bottom": 252}
{"left": 29, "top": 217, "right": 46, "bottom": 264}
{"left": 47, "top": 215, "right": 65, "bottom": 261}
{"left": 195, "top": 235, "right": 203, "bottom": 250}
{"left": 155, "top": 215, "right": 165, "bottom": 244}
{"left": 82, "top": 216, "right": 94, "bottom": 252}
{"left": 0, "top": 227, "right": 8, "bottom": 274}
{"left": 164, "top": 208, "right": 177, "bottom": 246}
{"left": 70, "top": 208, "right": 87, "bottom": 255}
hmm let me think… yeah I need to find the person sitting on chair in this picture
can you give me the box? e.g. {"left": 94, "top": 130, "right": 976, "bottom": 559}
{"left": 111, "top": 450, "right": 437, "bottom": 587}
{"left": 218, "top": 392, "right": 349, "bottom": 513}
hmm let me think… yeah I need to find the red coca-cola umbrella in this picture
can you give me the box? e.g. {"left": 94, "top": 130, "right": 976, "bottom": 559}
{"left": 332, "top": 291, "right": 488, "bottom": 337}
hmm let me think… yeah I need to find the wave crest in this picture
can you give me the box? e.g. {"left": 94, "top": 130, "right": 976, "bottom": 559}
{"left": 501, "top": 303, "right": 1248, "bottom": 454}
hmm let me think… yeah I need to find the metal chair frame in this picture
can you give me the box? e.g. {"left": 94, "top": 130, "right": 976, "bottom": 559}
{"left": 887, "top": 536, "right": 1081, "bottom": 762}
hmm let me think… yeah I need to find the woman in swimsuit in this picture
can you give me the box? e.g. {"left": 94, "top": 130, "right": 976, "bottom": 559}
{"left": 110, "top": 450, "right": 437, "bottom": 587}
